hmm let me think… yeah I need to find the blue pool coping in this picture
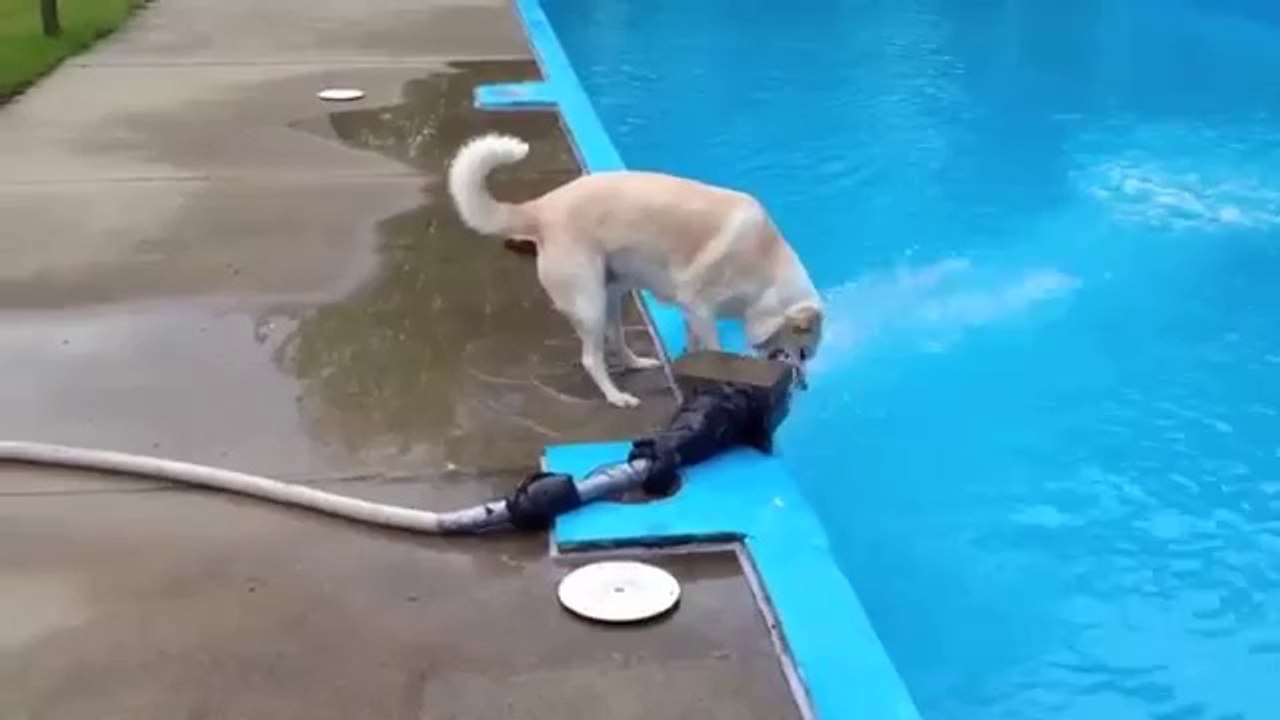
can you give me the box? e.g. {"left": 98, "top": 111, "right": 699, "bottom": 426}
{"left": 473, "top": 81, "right": 557, "bottom": 111}
{"left": 476, "top": 2, "right": 924, "bottom": 718}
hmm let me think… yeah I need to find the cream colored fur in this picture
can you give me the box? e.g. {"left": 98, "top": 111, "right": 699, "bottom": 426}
{"left": 447, "top": 133, "right": 823, "bottom": 408}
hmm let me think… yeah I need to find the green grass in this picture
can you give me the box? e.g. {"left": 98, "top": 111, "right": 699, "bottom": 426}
{"left": 0, "top": 0, "right": 139, "bottom": 101}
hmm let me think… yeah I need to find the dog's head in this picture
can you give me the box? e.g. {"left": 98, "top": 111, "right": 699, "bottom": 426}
{"left": 755, "top": 303, "right": 824, "bottom": 388}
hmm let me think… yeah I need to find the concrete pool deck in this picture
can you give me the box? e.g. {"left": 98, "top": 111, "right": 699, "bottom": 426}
{"left": 0, "top": 0, "right": 801, "bottom": 717}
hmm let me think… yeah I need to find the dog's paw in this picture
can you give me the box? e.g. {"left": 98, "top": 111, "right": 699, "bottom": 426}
{"left": 606, "top": 391, "right": 642, "bottom": 408}
{"left": 625, "top": 355, "right": 663, "bottom": 371}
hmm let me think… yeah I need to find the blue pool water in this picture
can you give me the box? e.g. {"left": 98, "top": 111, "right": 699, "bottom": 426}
{"left": 546, "top": 0, "right": 1280, "bottom": 718}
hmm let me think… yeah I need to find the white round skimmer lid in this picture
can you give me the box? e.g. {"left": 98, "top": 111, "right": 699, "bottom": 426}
{"left": 317, "top": 88, "right": 365, "bottom": 102}
{"left": 557, "top": 561, "right": 681, "bottom": 623}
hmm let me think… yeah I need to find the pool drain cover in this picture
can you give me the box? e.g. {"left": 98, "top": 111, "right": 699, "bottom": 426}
{"left": 317, "top": 88, "right": 365, "bottom": 102}
{"left": 557, "top": 561, "right": 680, "bottom": 623}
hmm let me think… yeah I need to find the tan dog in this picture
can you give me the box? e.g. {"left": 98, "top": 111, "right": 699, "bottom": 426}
{"left": 447, "top": 133, "right": 823, "bottom": 408}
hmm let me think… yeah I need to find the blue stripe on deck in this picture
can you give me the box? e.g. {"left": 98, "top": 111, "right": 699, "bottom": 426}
{"left": 473, "top": 81, "right": 557, "bottom": 111}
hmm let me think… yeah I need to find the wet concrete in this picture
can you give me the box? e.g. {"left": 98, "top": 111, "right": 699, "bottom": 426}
{"left": 0, "top": 0, "right": 801, "bottom": 715}
{"left": 0, "top": 61, "right": 672, "bottom": 476}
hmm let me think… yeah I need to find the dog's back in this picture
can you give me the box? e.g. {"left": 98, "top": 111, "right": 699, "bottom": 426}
{"left": 531, "top": 171, "right": 766, "bottom": 260}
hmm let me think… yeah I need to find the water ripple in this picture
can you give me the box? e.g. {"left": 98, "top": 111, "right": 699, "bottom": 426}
{"left": 550, "top": 0, "right": 1280, "bottom": 717}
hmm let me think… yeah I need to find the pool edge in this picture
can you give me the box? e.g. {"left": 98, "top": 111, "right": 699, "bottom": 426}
{"left": 483, "top": 2, "right": 924, "bottom": 718}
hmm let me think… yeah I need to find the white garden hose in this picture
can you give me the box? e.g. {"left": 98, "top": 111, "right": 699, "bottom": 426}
{"left": 0, "top": 441, "right": 491, "bottom": 533}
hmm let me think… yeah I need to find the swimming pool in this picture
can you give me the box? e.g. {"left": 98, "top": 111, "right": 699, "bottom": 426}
{"left": 541, "top": 0, "right": 1280, "bottom": 718}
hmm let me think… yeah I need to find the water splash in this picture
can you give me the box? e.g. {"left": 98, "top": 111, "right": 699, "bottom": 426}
{"left": 811, "top": 258, "right": 1080, "bottom": 373}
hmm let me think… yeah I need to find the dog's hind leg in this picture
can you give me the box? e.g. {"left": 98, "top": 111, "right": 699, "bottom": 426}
{"left": 582, "top": 325, "right": 639, "bottom": 407}
{"left": 539, "top": 253, "right": 641, "bottom": 408}
{"left": 683, "top": 309, "right": 721, "bottom": 352}
{"left": 606, "top": 283, "right": 661, "bottom": 371}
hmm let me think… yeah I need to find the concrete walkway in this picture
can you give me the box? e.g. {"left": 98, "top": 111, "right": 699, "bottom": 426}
{"left": 0, "top": 0, "right": 801, "bottom": 717}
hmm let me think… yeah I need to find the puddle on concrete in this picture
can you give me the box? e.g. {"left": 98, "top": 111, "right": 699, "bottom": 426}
{"left": 292, "top": 61, "right": 576, "bottom": 176}
{"left": 270, "top": 61, "right": 672, "bottom": 471}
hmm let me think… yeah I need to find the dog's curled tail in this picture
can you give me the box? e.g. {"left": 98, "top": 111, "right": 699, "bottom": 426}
{"left": 447, "top": 133, "right": 530, "bottom": 237}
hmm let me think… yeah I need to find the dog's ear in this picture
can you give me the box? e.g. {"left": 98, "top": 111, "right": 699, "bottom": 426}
{"left": 786, "top": 305, "right": 822, "bottom": 334}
